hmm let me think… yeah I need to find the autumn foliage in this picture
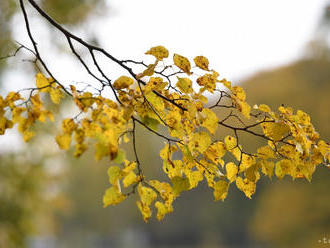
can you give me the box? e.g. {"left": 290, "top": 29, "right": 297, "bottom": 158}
{"left": 0, "top": 0, "right": 329, "bottom": 222}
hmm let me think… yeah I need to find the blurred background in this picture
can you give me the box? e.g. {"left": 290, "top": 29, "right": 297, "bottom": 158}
{"left": 0, "top": 0, "right": 329, "bottom": 247}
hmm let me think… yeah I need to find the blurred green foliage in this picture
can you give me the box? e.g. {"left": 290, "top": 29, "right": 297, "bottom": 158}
{"left": 0, "top": 0, "right": 17, "bottom": 72}
{"left": 0, "top": 1, "right": 105, "bottom": 247}
{"left": 41, "top": 0, "right": 105, "bottom": 25}
{"left": 0, "top": 154, "right": 55, "bottom": 248}
{"left": 0, "top": 0, "right": 105, "bottom": 75}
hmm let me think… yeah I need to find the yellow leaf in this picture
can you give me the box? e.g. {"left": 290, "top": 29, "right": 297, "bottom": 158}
{"left": 123, "top": 134, "right": 130, "bottom": 143}
{"left": 245, "top": 164, "right": 260, "bottom": 182}
{"left": 80, "top": 92, "right": 94, "bottom": 110}
{"left": 145, "top": 92, "right": 165, "bottom": 112}
{"left": 219, "top": 78, "right": 232, "bottom": 89}
{"left": 55, "top": 133, "right": 72, "bottom": 150}
{"left": 36, "top": 73, "right": 51, "bottom": 92}
{"left": 224, "top": 135, "right": 237, "bottom": 151}
{"left": 260, "top": 160, "right": 274, "bottom": 179}
{"left": 145, "top": 45, "right": 169, "bottom": 60}
{"left": 213, "top": 180, "right": 229, "bottom": 201}
{"left": 149, "top": 180, "right": 174, "bottom": 206}
{"left": 74, "top": 143, "right": 87, "bottom": 157}
{"left": 113, "top": 76, "right": 134, "bottom": 90}
{"left": 188, "top": 131, "right": 211, "bottom": 154}
{"left": 262, "top": 122, "right": 290, "bottom": 141}
{"left": 103, "top": 186, "right": 126, "bottom": 207}
{"left": 231, "top": 86, "right": 246, "bottom": 101}
{"left": 194, "top": 56, "right": 209, "bottom": 70}
{"left": 187, "top": 170, "right": 203, "bottom": 189}
{"left": 23, "top": 130, "right": 35, "bottom": 142}
{"left": 107, "top": 166, "right": 123, "bottom": 185}
{"left": 275, "top": 159, "right": 294, "bottom": 179}
{"left": 226, "top": 162, "right": 238, "bottom": 183}
{"left": 137, "top": 201, "right": 152, "bottom": 222}
{"left": 235, "top": 177, "right": 256, "bottom": 199}
{"left": 12, "top": 107, "right": 26, "bottom": 123}
{"left": 176, "top": 77, "right": 193, "bottom": 94}
{"left": 30, "top": 93, "right": 42, "bottom": 109}
{"left": 171, "top": 176, "right": 190, "bottom": 196}
{"left": 165, "top": 110, "right": 181, "bottom": 129}
{"left": 5, "top": 91, "right": 22, "bottom": 104}
{"left": 163, "top": 160, "right": 183, "bottom": 178}
{"left": 137, "top": 62, "right": 157, "bottom": 79}
{"left": 239, "top": 154, "right": 256, "bottom": 172}
{"left": 138, "top": 184, "right": 157, "bottom": 206}
{"left": 123, "top": 171, "right": 138, "bottom": 188}
{"left": 113, "top": 149, "right": 126, "bottom": 164}
{"left": 122, "top": 161, "right": 137, "bottom": 174}
{"left": 239, "top": 101, "right": 251, "bottom": 119}
{"left": 173, "top": 54, "right": 191, "bottom": 74}
{"left": 144, "top": 77, "right": 168, "bottom": 93}
{"left": 159, "top": 144, "right": 169, "bottom": 160}
{"left": 0, "top": 117, "right": 7, "bottom": 135}
{"left": 258, "top": 104, "right": 271, "bottom": 113}
{"left": 204, "top": 141, "right": 226, "bottom": 166}
{"left": 154, "top": 201, "right": 172, "bottom": 221}
{"left": 62, "top": 118, "right": 77, "bottom": 134}
{"left": 196, "top": 73, "right": 217, "bottom": 93}
{"left": 94, "top": 142, "right": 110, "bottom": 161}
{"left": 257, "top": 146, "right": 276, "bottom": 159}
{"left": 50, "top": 87, "right": 64, "bottom": 104}
{"left": 200, "top": 108, "right": 218, "bottom": 134}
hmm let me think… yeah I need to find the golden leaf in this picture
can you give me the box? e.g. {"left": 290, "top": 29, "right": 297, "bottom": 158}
{"left": 138, "top": 184, "right": 157, "bottom": 206}
{"left": 50, "top": 86, "right": 64, "bottom": 104}
{"left": 113, "top": 76, "right": 134, "bottom": 90}
{"left": 204, "top": 141, "right": 226, "bottom": 166}
{"left": 235, "top": 177, "right": 256, "bottom": 199}
{"left": 123, "top": 171, "right": 138, "bottom": 188}
{"left": 171, "top": 176, "right": 190, "bottom": 196}
{"left": 23, "top": 130, "right": 35, "bottom": 142}
{"left": 173, "top": 54, "right": 191, "bottom": 74}
{"left": 107, "top": 166, "right": 123, "bottom": 185}
{"left": 200, "top": 108, "right": 218, "bottom": 134}
{"left": 137, "top": 201, "right": 152, "bottom": 222}
{"left": 194, "top": 56, "right": 209, "bottom": 70}
{"left": 257, "top": 146, "right": 276, "bottom": 159}
{"left": 226, "top": 162, "right": 238, "bottom": 183}
{"left": 55, "top": 133, "right": 72, "bottom": 150}
{"left": 145, "top": 45, "right": 169, "bottom": 60}
{"left": 176, "top": 77, "right": 193, "bottom": 94}
{"left": 188, "top": 132, "right": 211, "bottom": 154}
{"left": 36, "top": 73, "right": 51, "bottom": 92}
{"left": 213, "top": 180, "right": 229, "bottom": 201}
{"left": 103, "top": 186, "right": 126, "bottom": 207}
{"left": 155, "top": 201, "right": 172, "bottom": 221}
{"left": 224, "top": 135, "right": 237, "bottom": 151}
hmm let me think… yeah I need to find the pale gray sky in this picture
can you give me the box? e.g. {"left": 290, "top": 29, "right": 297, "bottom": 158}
{"left": 6, "top": 0, "right": 329, "bottom": 91}
{"left": 96, "top": 0, "right": 329, "bottom": 80}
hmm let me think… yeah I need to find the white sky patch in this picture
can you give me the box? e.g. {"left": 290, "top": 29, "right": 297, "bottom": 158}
{"left": 96, "top": 0, "right": 328, "bottom": 80}
{"left": 3, "top": 0, "right": 328, "bottom": 92}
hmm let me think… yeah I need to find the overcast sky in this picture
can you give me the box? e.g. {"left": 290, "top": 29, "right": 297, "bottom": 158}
{"left": 94, "top": 0, "right": 329, "bottom": 80}
{"left": 6, "top": 0, "right": 330, "bottom": 90}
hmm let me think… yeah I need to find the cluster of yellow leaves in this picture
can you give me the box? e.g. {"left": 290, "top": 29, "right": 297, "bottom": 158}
{"left": 1, "top": 46, "right": 328, "bottom": 222}
{"left": 36, "top": 73, "right": 64, "bottom": 104}
{"left": 0, "top": 73, "right": 65, "bottom": 142}
{"left": 55, "top": 47, "right": 330, "bottom": 220}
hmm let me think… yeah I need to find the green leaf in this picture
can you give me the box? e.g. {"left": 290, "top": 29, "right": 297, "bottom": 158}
{"left": 113, "top": 149, "right": 126, "bottom": 164}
